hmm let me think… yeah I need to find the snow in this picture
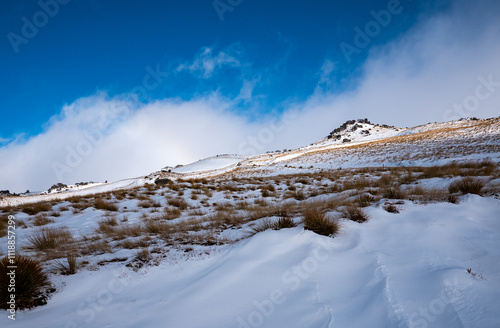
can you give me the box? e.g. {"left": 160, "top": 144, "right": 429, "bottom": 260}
{"left": 3, "top": 195, "right": 500, "bottom": 327}
{"left": 0, "top": 177, "right": 151, "bottom": 207}
{"left": 1, "top": 118, "right": 498, "bottom": 208}
{"left": 172, "top": 155, "right": 246, "bottom": 173}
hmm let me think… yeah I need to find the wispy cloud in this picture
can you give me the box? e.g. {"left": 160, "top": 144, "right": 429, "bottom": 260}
{"left": 176, "top": 46, "right": 243, "bottom": 79}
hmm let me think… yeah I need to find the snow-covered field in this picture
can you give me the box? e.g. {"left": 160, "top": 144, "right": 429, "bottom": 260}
{"left": 2, "top": 195, "right": 499, "bottom": 327}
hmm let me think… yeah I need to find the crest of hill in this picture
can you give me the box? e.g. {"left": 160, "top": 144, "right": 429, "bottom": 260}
{"left": 319, "top": 118, "right": 401, "bottom": 145}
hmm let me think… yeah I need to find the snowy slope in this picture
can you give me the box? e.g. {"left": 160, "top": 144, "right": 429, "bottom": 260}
{"left": 2, "top": 195, "right": 499, "bottom": 327}
{"left": 1, "top": 117, "right": 499, "bottom": 207}
{"left": 0, "top": 177, "right": 151, "bottom": 207}
{"left": 171, "top": 155, "right": 246, "bottom": 173}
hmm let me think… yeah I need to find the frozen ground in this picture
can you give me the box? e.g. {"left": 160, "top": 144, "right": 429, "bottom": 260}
{"left": 2, "top": 195, "right": 499, "bottom": 328}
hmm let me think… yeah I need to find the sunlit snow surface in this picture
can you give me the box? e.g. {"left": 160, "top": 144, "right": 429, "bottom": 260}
{"left": 2, "top": 195, "right": 499, "bottom": 328}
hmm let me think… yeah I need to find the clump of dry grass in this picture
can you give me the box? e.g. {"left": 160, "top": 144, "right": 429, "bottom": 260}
{"left": 275, "top": 217, "right": 297, "bottom": 229}
{"left": 27, "top": 227, "right": 73, "bottom": 251}
{"left": 383, "top": 203, "right": 399, "bottom": 213}
{"left": 188, "top": 208, "right": 205, "bottom": 216}
{"left": 340, "top": 205, "right": 369, "bottom": 223}
{"left": 302, "top": 208, "right": 340, "bottom": 237}
{"left": 119, "top": 237, "right": 150, "bottom": 249}
{"left": 383, "top": 187, "right": 405, "bottom": 199}
{"left": 0, "top": 256, "right": 51, "bottom": 310}
{"left": 0, "top": 216, "right": 8, "bottom": 238}
{"left": 448, "top": 194, "right": 459, "bottom": 204}
{"left": 448, "top": 177, "right": 485, "bottom": 195}
{"left": 254, "top": 199, "right": 269, "bottom": 207}
{"left": 19, "top": 202, "right": 52, "bottom": 216}
{"left": 50, "top": 211, "right": 61, "bottom": 217}
{"left": 79, "top": 240, "right": 111, "bottom": 255}
{"left": 248, "top": 216, "right": 297, "bottom": 235}
{"left": 162, "top": 207, "right": 182, "bottom": 220}
{"left": 215, "top": 202, "right": 237, "bottom": 213}
{"left": 143, "top": 219, "right": 171, "bottom": 234}
{"left": 138, "top": 199, "right": 162, "bottom": 208}
{"left": 249, "top": 219, "right": 275, "bottom": 234}
{"left": 33, "top": 213, "right": 55, "bottom": 226}
{"left": 97, "top": 217, "right": 118, "bottom": 234}
{"left": 126, "top": 247, "right": 154, "bottom": 270}
{"left": 355, "top": 194, "right": 374, "bottom": 207}
{"left": 54, "top": 254, "right": 78, "bottom": 275}
{"left": 206, "top": 212, "right": 246, "bottom": 229}
{"left": 168, "top": 197, "right": 189, "bottom": 210}
{"left": 94, "top": 198, "right": 119, "bottom": 211}
{"left": 293, "top": 191, "right": 306, "bottom": 201}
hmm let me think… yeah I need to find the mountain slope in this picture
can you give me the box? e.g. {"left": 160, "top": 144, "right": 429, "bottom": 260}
{"left": 1, "top": 117, "right": 499, "bottom": 207}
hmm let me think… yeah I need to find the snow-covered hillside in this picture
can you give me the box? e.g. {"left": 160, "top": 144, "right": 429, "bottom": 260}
{"left": 1, "top": 117, "right": 499, "bottom": 207}
{"left": 1, "top": 117, "right": 499, "bottom": 328}
{"left": 2, "top": 195, "right": 499, "bottom": 327}
{"left": 171, "top": 154, "right": 246, "bottom": 174}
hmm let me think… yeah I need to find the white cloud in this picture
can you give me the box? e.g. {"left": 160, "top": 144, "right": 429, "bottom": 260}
{"left": 1, "top": 1, "right": 499, "bottom": 192}
{"left": 176, "top": 46, "right": 242, "bottom": 79}
{"left": 277, "top": 0, "right": 500, "bottom": 145}
{"left": 0, "top": 94, "right": 261, "bottom": 192}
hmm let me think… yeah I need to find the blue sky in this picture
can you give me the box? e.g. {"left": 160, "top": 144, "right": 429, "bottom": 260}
{"left": 1, "top": 0, "right": 499, "bottom": 192}
{"left": 1, "top": 0, "right": 446, "bottom": 139}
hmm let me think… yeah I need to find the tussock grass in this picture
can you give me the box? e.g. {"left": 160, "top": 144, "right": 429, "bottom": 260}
{"left": 302, "top": 208, "right": 340, "bottom": 237}
{"left": 448, "top": 177, "right": 485, "bottom": 195}
{"left": 340, "top": 205, "right": 369, "bottom": 223}
{"left": 54, "top": 254, "right": 78, "bottom": 275}
{"left": 216, "top": 203, "right": 237, "bottom": 214}
{"left": 27, "top": 227, "right": 73, "bottom": 251}
{"left": 97, "top": 217, "right": 118, "bottom": 234}
{"left": 33, "top": 213, "right": 55, "bottom": 226}
{"left": 249, "top": 218, "right": 276, "bottom": 235}
{"left": 138, "top": 199, "right": 162, "bottom": 208}
{"left": 20, "top": 202, "right": 52, "bottom": 216}
{"left": 80, "top": 240, "right": 111, "bottom": 255}
{"left": 0, "top": 216, "right": 7, "bottom": 238}
{"left": 248, "top": 216, "right": 297, "bottom": 235}
{"left": 134, "top": 247, "right": 152, "bottom": 262}
{"left": 383, "top": 187, "right": 405, "bottom": 199}
{"left": 112, "top": 224, "right": 143, "bottom": 239}
{"left": 188, "top": 208, "right": 206, "bottom": 216}
{"left": 254, "top": 198, "right": 269, "bottom": 207}
{"left": 205, "top": 212, "right": 246, "bottom": 229}
{"left": 94, "top": 198, "right": 119, "bottom": 211}
{"left": 168, "top": 197, "right": 189, "bottom": 210}
{"left": 162, "top": 207, "right": 182, "bottom": 220}
{"left": 144, "top": 220, "right": 171, "bottom": 234}
{"left": 383, "top": 203, "right": 399, "bottom": 213}
{"left": 275, "top": 217, "right": 297, "bottom": 229}
{"left": 119, "top": 237, "right": 150, "bottom": 249}
{"left": 355, "top": 194, "right": 374, "bottom": 207}
{"left": 406, "top": 187, "right": 449, "bottom": 203}
{"left": 0, "top": 256, "right": 51, "bottom": 310}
